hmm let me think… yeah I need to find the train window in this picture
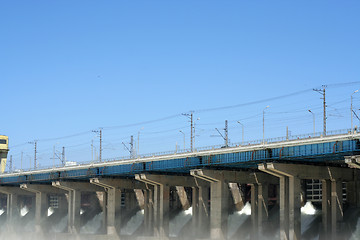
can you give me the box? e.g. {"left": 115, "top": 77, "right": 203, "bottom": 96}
{"left": 0, "top": 139, "right": 6, "bottom": 144}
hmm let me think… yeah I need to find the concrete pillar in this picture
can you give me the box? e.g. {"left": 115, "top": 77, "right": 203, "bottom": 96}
{"left": 331, "top": 180, "right": 343, "bottom": 239}
{"left": 279, "top": 176, "right": 289, "bottom": 240}
{"left": 192, "top": 186, "right": 211, "bottom": 238}
{"left": 153, "top": 185, "right": 160, "bottom": 237}
{"left": 250, "top": 184, "right": 259, "bottom": 240}
{"left": 258, "top": 183, "right": 268, "bottom": 237}
{"left": 289, "top": 176, "right": 301, "bottom": 240}
{"left": 321, "top": 179, "right": 331, "bottom": 239}
{"left": 251, "top": 182, "right": 269, "bottom": 240}
{"left": 210, "top": 180, "right": 229, "bottom": 240}
{"left": 106, "top": 187, "right": 121, "bottom": 235}
{"left": 68, "top": 189, "right": 81, "bottom": 233}
{"left": 146, "top": 187, "right": 155, "bottom": 235}
{"left": 192, "top": 186, "right": 210, "bottom": 238}
{"left": 199, "top": 185, "right": 210, "bottom": 237}
{"left": 143, "top": 188, "right": 151, "bottom": 235}
{"left": 146, "top": 183, "right": 170, "bottom": 239}
{"left": 135, "top": 175, "right": 171, "bottom": 239}
{"left": 6, "top": 193, "right": 19, "bottom": 229}
{"left": 34, "top": 192, "right": 48, "bottom": 232}
{"left": 159, "top": 185, "right": 170, "bottom": 238}
{"left": 192, "top": 186, "right": 199, "bottom": 236}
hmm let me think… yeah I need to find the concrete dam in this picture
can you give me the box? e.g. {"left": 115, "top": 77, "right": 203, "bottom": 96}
{"left": 1, "top": 130, "right": 360, "bottom": 240}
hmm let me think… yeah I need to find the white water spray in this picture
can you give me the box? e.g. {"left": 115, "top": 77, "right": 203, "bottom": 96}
{"left": 50, "top": 214, "right": 68, "bottom": 233}
{"left": 301, "top": 201, "right": 319, "bottom": 236}
{"left": 301, "top": 202, "right": 317, "bottom": 215}
{"left": 47, "top": 207, "right": 54, "bottom": 217}
{"left": 20, "top": 206, "right": 29, "bottom": 217}
{"left": 228, "top": 202, "right": 251, "bottom": 239}
{"left": 121, "top": 209, "right": 144, "bottom": 235}
{"left": 169, "top": 207, "right": 193, "bottom": 237}
{"left": 80, "top": 212, "right": 103, "bottom": 234}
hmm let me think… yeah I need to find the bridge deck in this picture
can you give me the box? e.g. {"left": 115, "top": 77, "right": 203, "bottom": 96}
{"left": 1, "top": 132, "right": 359, "bottom": 185}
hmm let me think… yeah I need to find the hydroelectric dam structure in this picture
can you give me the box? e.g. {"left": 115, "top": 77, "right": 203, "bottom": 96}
{"left": 1, "top": 129, "right": 360, "bottom": 240}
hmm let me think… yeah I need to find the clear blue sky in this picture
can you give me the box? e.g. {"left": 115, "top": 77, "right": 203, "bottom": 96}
{"left": 1, "top": 1, "right": 360, "bottom": 170}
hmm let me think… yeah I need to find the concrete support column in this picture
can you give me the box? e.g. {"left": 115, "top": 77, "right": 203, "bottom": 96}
{"left": 149, "top": 184, "right": 170, "bottom": 238}
{"left": 199, "top": 185, "right": 210, "bottom": 237}
{"left": 210, "top": 180, "right": 229, "bottom": 240}
{"left": 6, "top": 193, "right": 19, "bottom": 229}
{"left": 153, "top": 185, "right": 160, "bottom": 237}
{"left": 143, "top": 188, "right": 151, "bottom": 235}
{"left": 159, "top": 185, "right": 170, "bottom": 238}
{"left": 135, "top": 175, "right": 170, "bottom": 239}
{"left": 192, "top": 186, "right": 199, "bottom": 236}
{"left": 147, "top": 187, "right": 155, "bottom": 235}
{"left": 192, "top": 186, "right": 210, "bottom": 238}
{"left": 100, "top": 192, "right": 107, "bottom": 234}
{"left": 34, "top": 192, "right": 48, "bottom": 232}
{"left": 251, "top": 182, "right": 269, "bottom": 240}
{"left": 192, "top": 186, "right": 211, "bottom": 238}
{"left": 331, "top": 180, "right": 343, "bottom": 239}
{"left": 321, "top": 179, "right": 331, "bottom": 239}
{"left": 289, "top": 176, "right": 301, "bottom": 240}
{"left": 258, "top": 183, "right": 269, "bottom": 237}
{"left": 250, "top": 184, "right": 259, "bottom": 240}
{"left": 106, "top": 187, "right": 121, "bottom": 235}
{"left": 68, "top": 189, "right": 81, "bottom": 233}
{"left": 279, "top": 176, "right": 289, "bottom": 240}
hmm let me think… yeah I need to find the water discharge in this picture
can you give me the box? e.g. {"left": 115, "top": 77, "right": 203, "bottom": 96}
{"left": 3, "top": 201, "right": 360, "bottom": 240}
{"left": 47, "top": 207, "right": 54, "bottom": 217}
{"left": 228, "top": 202, "right": 252, "bottom": 239}
{"left": 20, "top": 205, "right": 29, "bottom": 216}
{"left": 80, "top": 212, "right": 103, "bottom": 234}
{"left": 121, "top": 209, "right": 144, "bottom": 235}
{"left": 169, "top": 207, "right": 192, "bottom": 237}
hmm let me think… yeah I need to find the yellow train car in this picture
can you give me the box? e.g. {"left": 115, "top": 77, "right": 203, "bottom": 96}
{"left": 0, "top": 135, "right": 9, "bottom": 173}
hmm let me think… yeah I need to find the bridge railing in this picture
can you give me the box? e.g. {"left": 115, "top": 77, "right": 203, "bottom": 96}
{"left": 4, "top": 128, "right": 354, "bottom": 174}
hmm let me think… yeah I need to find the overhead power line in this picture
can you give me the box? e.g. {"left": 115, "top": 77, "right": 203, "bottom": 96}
{"left": 103, "top": 114, "right": 181, "bottom": 130}
{"left": 194, "top": 88, "right": 313, "bottom": 113}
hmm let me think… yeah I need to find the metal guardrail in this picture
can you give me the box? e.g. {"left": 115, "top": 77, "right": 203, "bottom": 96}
{"left": 4, "top": 128, "right": 354, "bottom": 174}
